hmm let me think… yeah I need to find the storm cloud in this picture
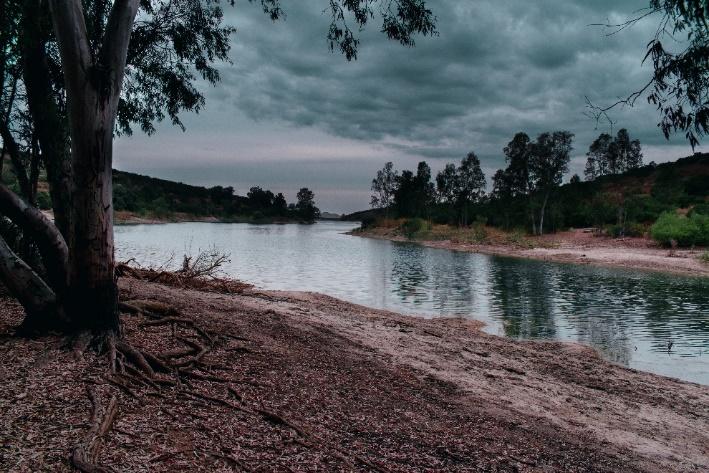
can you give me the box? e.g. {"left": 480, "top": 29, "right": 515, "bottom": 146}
{"left": 116, "top": 0, "right": 697, "bottom": 213}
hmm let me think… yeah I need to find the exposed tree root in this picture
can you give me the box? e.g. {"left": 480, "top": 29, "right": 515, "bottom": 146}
{"left": 115, "top": 341, "right": 155, "bottom": 378}
{"left": 70, "top": 388, "right": 119, "bottom": 473}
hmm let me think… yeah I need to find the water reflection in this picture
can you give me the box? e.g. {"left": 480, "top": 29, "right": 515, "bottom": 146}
{"left": 115, "top": 221, "right": 709, "bottom": 384}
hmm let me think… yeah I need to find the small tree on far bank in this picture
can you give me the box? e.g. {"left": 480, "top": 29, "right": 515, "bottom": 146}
{"left": 296, "top": 188, "right": 320, "bottom": 223}
{"left": 370, "top": 161, "right": 399, "bottom": 218}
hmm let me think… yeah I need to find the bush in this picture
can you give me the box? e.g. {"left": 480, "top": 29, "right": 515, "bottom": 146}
{"left": 400, "top": 218, "right": 430, "bottom": 239}
{"left": 605, "top": 224, "right": 624, "bottom": 238}
{"left": 625, "top": 222, "right": 646, "bottom": 238}
{"left": 606, "top": 222, "right": 646, "bottom": 238}
{"left": 651, "top": 212, "right": 709, "bottom": 247}
{"left": 692, "top": 212, "right": 709, "bottom": 246}
{"left": 689, "top": 203, "right": 709, "bottom": 217}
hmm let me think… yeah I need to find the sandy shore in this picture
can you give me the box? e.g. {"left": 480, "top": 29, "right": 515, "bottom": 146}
{"left": 353, "top": 227, "right": 709, "bottom": 278}
{"left": 1, "top": 275, "right": 708, "bottom": 472}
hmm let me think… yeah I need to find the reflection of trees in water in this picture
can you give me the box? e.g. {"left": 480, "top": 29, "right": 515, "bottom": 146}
{"left": 388, "top": 241, "right": 709, "bottom": 360}
{"left": 390, "top": 244, "right": 432, "bottom": 307}
{"left": 389, "top": 244, "right": 479, "bottom": 314}
{"left": 426, "top": 250, "right": 477, "bottom": 314}
{"left": 489, "top": 260, "right": 709, "bottom": 362}
{"left": 488, "top": 259, "right": 558, "bottom": 339}
{"left": 552, "top": 270, "right": 633, "bottom": 366}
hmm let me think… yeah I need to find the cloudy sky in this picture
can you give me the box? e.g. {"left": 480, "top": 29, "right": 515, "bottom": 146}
{"left": 115, "top": 0, "right": 699, "bottom": 213}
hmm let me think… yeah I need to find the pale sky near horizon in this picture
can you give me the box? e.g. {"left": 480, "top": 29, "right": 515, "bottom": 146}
{"left": 114, "top": 0, "right": 701, "bottom": 214}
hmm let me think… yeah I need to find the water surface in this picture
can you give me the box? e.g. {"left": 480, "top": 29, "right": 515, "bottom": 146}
{"left": 115, "top": 221, "right": 709, "bottom": 384}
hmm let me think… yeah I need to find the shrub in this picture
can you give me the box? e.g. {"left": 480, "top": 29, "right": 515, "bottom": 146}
{"left": 605, "top": 224, "right": 624, "bottom": 238}
{"left": 651, "top": 212, "right": 709, "bottom": 247}
{"left": 400, "top": 218, "right": 429, "bottom": 239}
{"left": 606, "top": 222, "right": 646, "bottom": 238}
{"left": 692, "top": 212, "right": 709, "bottom": 246}
{"left": 625, "top": 222, "right": 646, "bottom": 238}
{"left": 689, "top": 203, "right": 709, "bottom": 218}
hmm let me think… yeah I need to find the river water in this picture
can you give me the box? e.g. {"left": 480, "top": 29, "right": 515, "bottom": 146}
{"left": 115, "top": 220, "right": 709, "bottom": 384}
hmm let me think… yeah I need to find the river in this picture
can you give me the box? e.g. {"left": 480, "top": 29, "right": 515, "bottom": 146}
{"left": 115, "top": 220, "right": 709, "bottom": 384}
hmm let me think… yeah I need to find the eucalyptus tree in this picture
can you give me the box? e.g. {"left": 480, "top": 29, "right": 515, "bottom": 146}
{"left": 0, "top": 0, "right": 437, "bottom": 334}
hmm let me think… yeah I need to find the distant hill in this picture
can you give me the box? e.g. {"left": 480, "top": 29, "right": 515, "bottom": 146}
{"left": 319, "top": 211, "right": 342, "bottom": 220}
{"left": 113, "top": 170, "right": 320, "bottom": 223}
{"left": 0, "top": 165, "right": 320, "bottom": 223}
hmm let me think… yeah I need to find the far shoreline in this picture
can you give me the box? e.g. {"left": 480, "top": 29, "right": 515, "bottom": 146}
{"left": 350, "top": 225, "right": 709, "bottom": 278}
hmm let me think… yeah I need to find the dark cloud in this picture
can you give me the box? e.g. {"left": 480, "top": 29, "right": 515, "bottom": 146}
{"left": 116, "top": 0, "right": 698, "bottom": 212}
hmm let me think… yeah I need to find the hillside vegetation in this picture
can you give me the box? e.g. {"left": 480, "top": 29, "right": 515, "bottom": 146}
{"left": 0, "top": 166, "right": 320, "bottom": 223}
{"left": 350, "top": 152, "right": 709, "bottom": 247}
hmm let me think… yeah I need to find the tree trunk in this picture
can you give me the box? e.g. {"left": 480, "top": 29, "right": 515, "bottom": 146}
{"left": 539, "top": 192, "right": 550, "bottom": 236}
{"left": 48, "top": 0, "right": 139, "bottom": 333}
{"left": 21, "top": 2, "right": 73, "bottom": 241}
{"left": 65, "top": 97, "right": 120, "bottom": 332}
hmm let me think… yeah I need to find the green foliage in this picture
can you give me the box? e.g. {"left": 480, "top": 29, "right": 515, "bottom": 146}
{"left": 625, "top": 222, "right": 646, "bottom": 238}
{"left": 606, "top": 222, "right": 645, "bottom": 238}
{"left": 400, "top": 218, "right": 430, "bottom": 239}
{"left": 36, "top": 191, "right": 52, "bottom": 210}
{"left": 651, "top": 212, "right": 709, "bottom": 247}
{"left": 689, "top": 202, "right": 709, "bottom": 217}
{"left": 111, "top": 170, "right": 315, "bottom": 222}
{"left": 584, "top": 129, "right": 642, "bottom": 180}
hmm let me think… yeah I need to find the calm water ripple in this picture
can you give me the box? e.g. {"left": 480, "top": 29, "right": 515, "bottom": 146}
{"left": 115, "top": 221, "right": 709, "bottom": 384}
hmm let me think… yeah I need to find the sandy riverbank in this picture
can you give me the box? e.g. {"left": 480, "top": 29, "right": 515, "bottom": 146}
{"left": 1, "top": 274, "right": 708, "bottom": 471}
{"left": 352, "top": 226, "right": 709, "bottom": 278}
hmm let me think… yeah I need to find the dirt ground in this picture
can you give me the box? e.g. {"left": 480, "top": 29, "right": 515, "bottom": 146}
{"left": 1, "top": 276, "right": 708, "bottom": 472}
{"left": 355, "top": 226, "right": 709, "bottom": 278}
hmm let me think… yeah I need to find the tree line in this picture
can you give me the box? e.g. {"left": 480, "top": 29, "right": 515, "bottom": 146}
{"left": 111, "top": 170, "right": 320, "bottom": 222}
{"left": 369, "top": 128, "right": 684, "bottom": 235}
